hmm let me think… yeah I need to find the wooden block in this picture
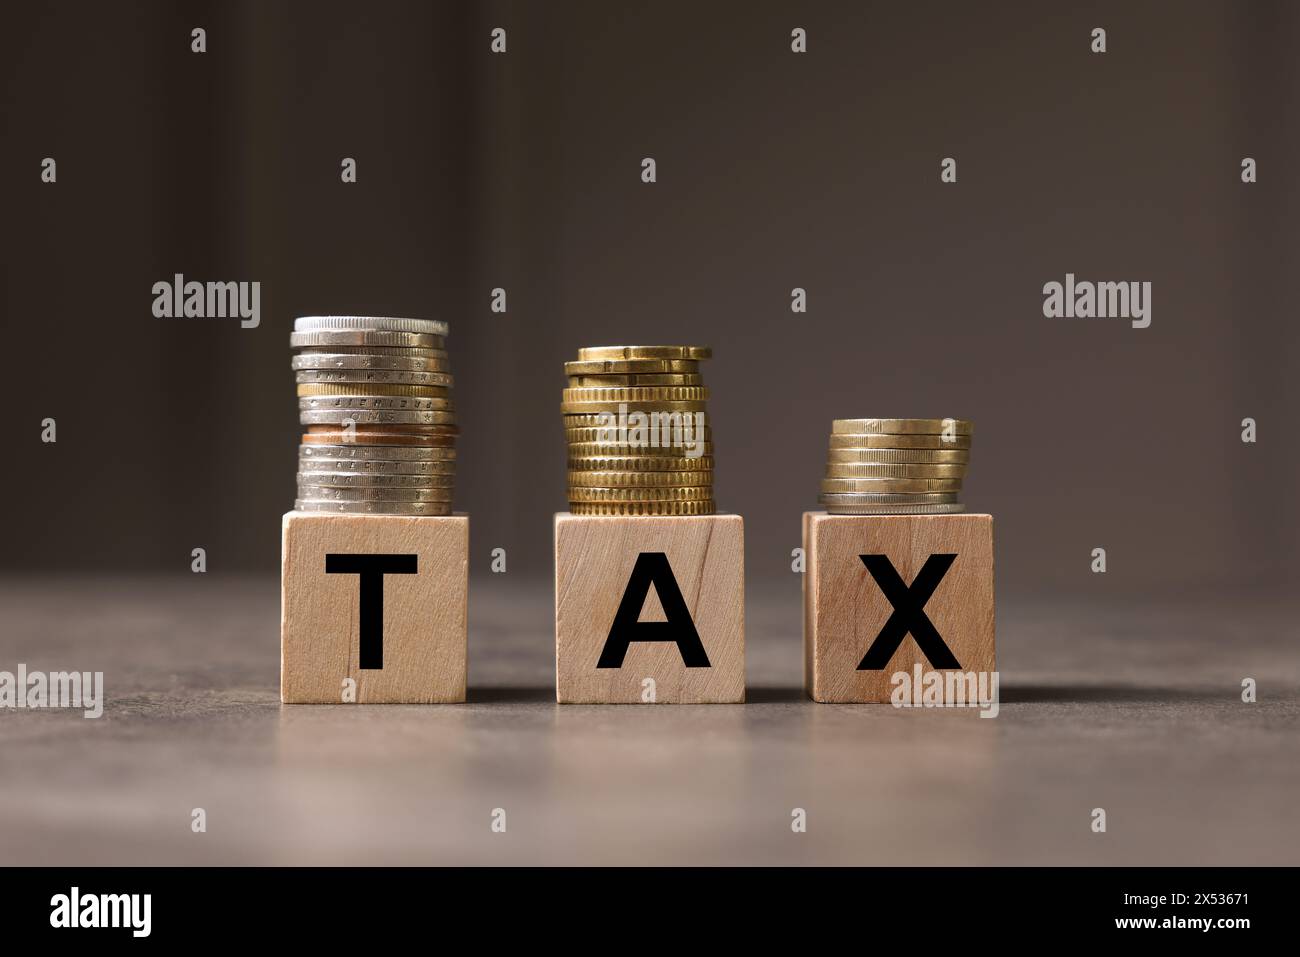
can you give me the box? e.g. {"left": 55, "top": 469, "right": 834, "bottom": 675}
{"left": 554, "top": 513, "right": 744, "bottom": 704}
{"left": 281, "top": 511, "right": 468, "bottom": 704}
{"left": 803, "top": 511, "right": 994, "bottom": 703}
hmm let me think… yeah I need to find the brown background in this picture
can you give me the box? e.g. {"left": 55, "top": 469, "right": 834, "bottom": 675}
{"left": 5, "top": 0, "right": 1298, "bottom": 596}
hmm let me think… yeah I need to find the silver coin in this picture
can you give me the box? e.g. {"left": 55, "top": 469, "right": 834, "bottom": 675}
{"left": 291, "top": 353, "right": 451, "bottom": 373}
{"left": 299, "top": 410, "right": 457, "bottom": 425}
{"left": 817, "top": 492, "right": 959, "bottom": 505}
{"left": 298, "top": 459, "right": 454, "bottom": 475}
{"left": 296, "top": 486, "right": 454, "bottom": 502}
{"left": 294, "top": 499, "right": 453, "bottom": 516}
{"left": 301, "top": 449, "right": 454, "bottom": 465}
{"left": 290, "top": 331, "right": 445, "bottom": 349}
{"left": 299, "top": 445, "right": 456, "bottom": 462}
{"left": 821, "top": 503, "right": 968, "bottom": 515}
{"left": 297, "top": 471, "right": 456, "bottom": 488}
{"left": 295, "top": 369, "right": 455, "bottom": 387}
{"left": 295, "top": 345, "right": 448, "bottom": 357}
{"left": 300, "top": 452, "right": 455, "bottom": 469}
{"left": 298, "top": 396, "right": 454, "bottom": 411}
{"left": 294, "top": 316, "right": 449, "bottom": 337}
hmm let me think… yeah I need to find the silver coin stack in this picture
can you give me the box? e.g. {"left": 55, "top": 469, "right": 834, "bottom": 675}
{"left": 290, "top": 316, "right": 457, "bottom": 516}
{"left": 817, "top": 418, "right": 972, "bottom": 515}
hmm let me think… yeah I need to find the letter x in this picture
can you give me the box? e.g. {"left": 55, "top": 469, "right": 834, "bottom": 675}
{"left": 856, "top": 554, "right": 961, "bottom": 670}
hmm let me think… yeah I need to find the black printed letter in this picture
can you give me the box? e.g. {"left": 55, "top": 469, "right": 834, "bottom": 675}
{"left": 596, "top": 552, "right": 711, "bottom": 668}
{"left": 856, "top": 554, "right": 961, "bottom": 670}
{"left": 325, "top": 553, "right": 418, "bottom": 669}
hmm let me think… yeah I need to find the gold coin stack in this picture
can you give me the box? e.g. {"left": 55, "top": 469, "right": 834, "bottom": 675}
{"left": 817, "top": 418, "right": 973, "bottom": 514}
{"left": 563, "top": 345, "right": 716, "bottom": 516}
{"left": 290, "top": 316, "right": 457, "bottom": 515}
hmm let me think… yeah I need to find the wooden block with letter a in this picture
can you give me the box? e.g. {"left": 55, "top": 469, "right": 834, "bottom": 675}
{"left": 281, "top": 511, "right": 468, "bottom": 704}
{"left": 554, "top": 513, "right": 745, "bottom": 704}
{"left": 803, "top": 511, "right": 994, "bottom": 703}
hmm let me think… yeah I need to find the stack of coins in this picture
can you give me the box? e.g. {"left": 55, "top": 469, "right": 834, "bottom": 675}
{"left": 290, "top": 316, "right": 457, "bottom": 515}
{"left": 563, "top": 345, "right": 715, "bottom": 515}
{"left": 818, "top": 418, "right": 972, "bottom": 514}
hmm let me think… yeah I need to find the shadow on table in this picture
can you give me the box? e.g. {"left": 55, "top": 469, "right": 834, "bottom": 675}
{"left": 1000, "top": 683, "right": 1231, "bottom": 704}
{"left": 468, "top": 686, "right": 555, "bottom": 704}
{"left": 464, "top": 684, "right": 1233, "bottom": 705}
{"left": 746, "top": 687, "right": 808, "bottom": 703}
{"left": 467, "top": 686, "right": 811, "bottom": 704}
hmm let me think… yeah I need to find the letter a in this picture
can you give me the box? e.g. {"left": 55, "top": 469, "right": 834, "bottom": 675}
{"left": 596, "top": 552, "right": 710, "bottom": 668}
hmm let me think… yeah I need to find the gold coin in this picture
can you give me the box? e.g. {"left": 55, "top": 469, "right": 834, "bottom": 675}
{"left": 828, "top": 433, "right": 971, "bottom": 450}
{"left": 300, "top": 396, "right": 453, "bottom": 412}
{"left": 568, "top": 374, "right": 703, "bottom": 387}
{"left": 564, "top": 359, "right": 701, "bottom": 375}
{"left": 562, "top": 386, "right": 709, "bottom": 403}
{"left": 564, "top": 426, "right": 712, "bottom": 445}
{"left": 568, "top": 455, "right": 713, "bottom": 471}
{"left": 561, "top": 400, "right": 707, "bottom": 414}
{"left": 564, "top": 412, "right": 709, "bottom": 426}
{"left": 577, "top": 345, "right": 712, "bottom": 361}
{"left": 299, "top": 410, "right": 457, "bottom": 425}
{"left": 820, "top": 478, "right": 964, "bottom": 494}
{"left": 567, "top": 470, "right": 713, "bottom": 488}
{"left": 569, "top": 485, "right": 714, "bottom": 502}
{"left": 569, "top": 500, "right": 717, "bottom": 516}
{"left": 567, "top": 442, "right": 712, "bottom": 458}
{"left": 824, "top": 463, "right": 966, "bottom": 479}
{"left": 827, "top": 448, "right": 969, "bottom": 464}
{"left": 297, "top": 383, "right": 451, "bottom": 398}
{"left": 831, "top": 418, "right": 973, "bottom": 435}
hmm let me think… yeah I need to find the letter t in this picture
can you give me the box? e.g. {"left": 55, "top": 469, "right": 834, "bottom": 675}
{"left": 325, "top": 554, "right": 418, "bottom": 669}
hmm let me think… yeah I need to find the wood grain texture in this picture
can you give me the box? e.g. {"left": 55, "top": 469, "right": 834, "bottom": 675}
{"left": 554, "top": 513, "right": 744, "bottom": 703}
{"left": 804, "top": 511, "right": 994, "bottom": 703}
{"left": 281, "top": 511, "right": 468, "bottom": 704}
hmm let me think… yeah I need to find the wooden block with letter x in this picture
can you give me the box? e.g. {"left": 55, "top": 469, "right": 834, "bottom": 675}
{"left": 281, "top": 511, "right": 468, "bottom": 704}
{"left": 803, "top": 511, "right": 994, "bottom": 703}
{"left": 554, "top": 513, "right": 745, "bottom": 703}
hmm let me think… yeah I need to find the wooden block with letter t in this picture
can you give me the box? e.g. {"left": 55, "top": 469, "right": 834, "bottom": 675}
{"left": 803, "top": 511, "right": 994, "bottom": 703}
{"left": 554, "top": 513, "right": 745, "bottom": 704}
{"left": 281, "top": 511, "right": 468, "bottom": 704}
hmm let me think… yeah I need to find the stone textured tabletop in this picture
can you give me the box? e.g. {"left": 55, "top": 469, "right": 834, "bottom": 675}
{"left": 0, "top": 576, "right": 1296, "bottom": 865}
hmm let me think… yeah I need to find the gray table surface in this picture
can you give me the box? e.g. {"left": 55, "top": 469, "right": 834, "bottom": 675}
{"left": 1, "top": 575, "right": 1296, "bottom": 866}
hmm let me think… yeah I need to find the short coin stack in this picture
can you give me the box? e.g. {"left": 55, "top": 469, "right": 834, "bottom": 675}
{"left": 290, "top": 316, "right": 457, "bottom": 515}
{"left": 563, "top": 345, "right": 715, "bottom": 515}
{"left": 818, "top": 418, "right": 972, "bottom": 514}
